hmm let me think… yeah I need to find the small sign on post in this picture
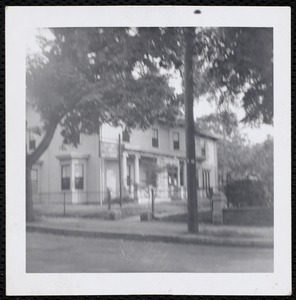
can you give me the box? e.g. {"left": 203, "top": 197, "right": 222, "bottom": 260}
{"left": 63, "top": 192, "right": 66, "bottom": 217}
{"left": 107, "top": 188, "right": 111, "bottom": 211}
{"left": 151, "top": 187, "right": 155, "bottom": 219}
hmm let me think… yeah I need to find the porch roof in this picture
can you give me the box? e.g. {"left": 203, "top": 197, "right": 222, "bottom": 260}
{"left": 56, "top": 153, "right": 90, "bottom": 161}
{"left": 124, "top": 148, "right": 185, "bottom": 160}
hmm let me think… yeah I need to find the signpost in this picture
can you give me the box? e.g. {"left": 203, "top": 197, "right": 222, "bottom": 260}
{"left": 118, "top": 134, "right": 122, "bottom": 208}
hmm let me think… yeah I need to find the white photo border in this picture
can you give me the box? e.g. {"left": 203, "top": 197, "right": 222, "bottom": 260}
{"left": 6, "top": 6, "right": 291, "bottom": 295}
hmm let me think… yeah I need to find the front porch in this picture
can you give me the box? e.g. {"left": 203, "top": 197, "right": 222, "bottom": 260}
{"left": 120, "top": 151, "right": 187, "bottom": 204}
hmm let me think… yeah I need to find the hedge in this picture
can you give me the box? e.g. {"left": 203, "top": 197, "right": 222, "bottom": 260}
{"left": 225, "top": 179, "right": 270, "bottom": 207}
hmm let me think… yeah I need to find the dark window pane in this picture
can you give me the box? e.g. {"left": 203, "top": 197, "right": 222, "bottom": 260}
{"left": 62, "top": 178, "right": 70, "bottom": 190}
{"left": 173, "top": 141, "right": 179, "bottom": 150}
{"left": 29, "top": 140, "right": 36, "bottom": 150}
{"left": 75, "top": 164, "right": 84, "bottom": 190}
{"left": 173, "top": 132, "right": 179, "bottom": 150}
{"left": 122, "top": 130, "right": 130, "bottom": 142}
{"left": 61, "top": 165, "right": 71, "bottom": 190}
{"left": 152, "top": 129, "right": 159, "bottom": 147}
{"left": 201, "top": 141, "right": 206, "bottom": 157}
{"left": 75, "top": 177, "right": 84, "bottom": 190}
{"left": 202, "top": 170, "right": 211, "bottom": 189}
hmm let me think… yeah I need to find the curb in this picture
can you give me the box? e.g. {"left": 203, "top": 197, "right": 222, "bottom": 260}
{"left": 26, "top": 225, "right": 273, "bottom": 249}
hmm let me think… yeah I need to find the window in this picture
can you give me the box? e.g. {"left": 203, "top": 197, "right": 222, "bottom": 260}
{"left": 75, "top": 164, "right": 84, "bottom": 190}
{"left": 61, "top": 165, "right": 71, "bottom": 190}
{"left": 173, "top": 132, "right": 180, "bottom": 150}
{"left": 152, "top": 129, "right": 158, "bottom": 148}
{"left": 196, "top": 168, "right": 199, "bottom": 188}
{"left": 202, "top": 170, "right": 211, "bottom": 189}
{"left": 122, "top": 129, "right": 130, "bottom": 143}
{"left": 29, "top": 132, "right": 36, "bottom": 150}
{"left": 31, "top": 169, "right": 38, "bottom": 193}
{"left": 201, "top": 140, "right": 206, "bottom": 157}
{"left": 75, "top": 133, "right": 80, "bottom": 145}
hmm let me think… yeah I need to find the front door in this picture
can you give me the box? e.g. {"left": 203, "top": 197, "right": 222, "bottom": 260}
{"left": 106, "top": 169, "right": 117, "bottom": 196}
{"left": 168, "top": 165, "right": 180, "bottom": 200}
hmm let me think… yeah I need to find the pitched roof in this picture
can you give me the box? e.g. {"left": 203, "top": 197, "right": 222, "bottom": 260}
{"left": 175, "top": 117, "right": 221, "bottom": 140}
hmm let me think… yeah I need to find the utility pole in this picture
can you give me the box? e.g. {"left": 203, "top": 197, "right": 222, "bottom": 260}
{"left": 184, "top": 27, "right": 198, "bottom": 233}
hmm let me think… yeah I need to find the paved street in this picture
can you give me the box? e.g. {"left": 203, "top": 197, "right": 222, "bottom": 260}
{"left": 27, "top": 232, "right": 273, "bottom": 273}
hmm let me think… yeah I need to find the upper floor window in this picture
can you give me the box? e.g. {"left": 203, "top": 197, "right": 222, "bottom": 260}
{"left": 152, "top": 129, "right": 158, "bottom": 148}
{"left": 122, "top": 129, "right": 130, "bottom": 143}
{"left": 29, "top": 139, "right": 36, "bottom": 150}
{"left": 75, "top": 164, "right": 84, "bottom": 190}
{"left": 75, "top": 133, "right": 81, "bottom": 145}
{"left": 201, "top": 140, "right": 206, "bottom": 157}
{"left": 61, "top": 165, "right": 71, "bottom": 190}
{"left": 173, "top": 132, "right": 180, "bottom": 150}
{"left": 29, "top": 132, "right": 36, "bottom": 150}
{"left": 202, "top": 169, "right": 210, "bottom": 189}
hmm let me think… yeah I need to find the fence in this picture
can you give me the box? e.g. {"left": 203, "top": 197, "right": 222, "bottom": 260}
{"left": 31, "top": 186, "right": 216, "bottom": 219}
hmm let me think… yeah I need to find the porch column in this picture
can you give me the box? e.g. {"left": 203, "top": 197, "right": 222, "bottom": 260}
{"left": 134, "top": 154, "right": 140, "bottom": 185}
{"left": 122, "top": 152, "right": 128, "bottom": 189}
{"left": 177, "top": 159, "right": 181, "bottom": 187}
{"left": 134, "top": 154, "right": 140, "bottom": 200}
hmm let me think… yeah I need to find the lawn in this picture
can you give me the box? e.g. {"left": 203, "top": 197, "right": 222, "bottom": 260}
{"left": 33, "top": 200, "right": 188, "bottom": 219}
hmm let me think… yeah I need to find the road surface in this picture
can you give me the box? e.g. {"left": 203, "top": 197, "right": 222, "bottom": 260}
{"left": 27, "top": 232, "right": 273, "bottom": 273}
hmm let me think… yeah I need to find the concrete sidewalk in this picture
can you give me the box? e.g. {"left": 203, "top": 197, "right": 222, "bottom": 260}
{"left": 27, "top": 216, "right": 274, "bottom": 248}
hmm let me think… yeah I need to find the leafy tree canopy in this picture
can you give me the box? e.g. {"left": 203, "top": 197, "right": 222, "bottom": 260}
{"left": 193, "top": 27, "right": 273, "bottom": 125}
{"left": 139, "top": 27, "right": 273, "bottom": 125}
{"left": 27, "top": 27, "right": 180, "bottom": 152}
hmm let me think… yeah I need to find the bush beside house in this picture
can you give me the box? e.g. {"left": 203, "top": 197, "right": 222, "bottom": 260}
{"left": 225, "top": 179, "right": 271, "bottom": 208}
{"left": 223, "top": 179, "right": 273, "bottom": 226}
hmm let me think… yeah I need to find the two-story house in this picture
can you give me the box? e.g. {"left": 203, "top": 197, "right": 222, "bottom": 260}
{"left": 27, "top": 108, "right": 219, "bottom": 205}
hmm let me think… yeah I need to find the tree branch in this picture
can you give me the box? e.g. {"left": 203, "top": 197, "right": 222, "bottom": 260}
{"left": 26, "top": 116, "right": 59, "bottom": 168}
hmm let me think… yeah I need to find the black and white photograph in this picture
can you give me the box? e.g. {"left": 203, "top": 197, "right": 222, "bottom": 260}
{"left": 6, "top": 6, "right": 291, "bottom": 295}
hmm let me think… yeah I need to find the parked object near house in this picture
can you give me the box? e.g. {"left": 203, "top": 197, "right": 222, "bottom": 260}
{"left": 27, "top": 107, "right": 220, "bottom": 206}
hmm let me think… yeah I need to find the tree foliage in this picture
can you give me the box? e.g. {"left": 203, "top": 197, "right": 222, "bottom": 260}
{"left": 197, "top": 112, "right": 273, "bottom": 203}
{"left": 27, "top": 28, "right": 180, "bottom": 160}
{"left": 193, "top": 27, "right": 273, "bottom": 125}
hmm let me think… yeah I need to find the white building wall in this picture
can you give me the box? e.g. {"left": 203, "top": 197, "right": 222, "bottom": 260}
{"left": 32, "top": 125, "right": 101, "bottom": 203}
{"left": 28, "top": 109, "right": 219, "bottom": 204}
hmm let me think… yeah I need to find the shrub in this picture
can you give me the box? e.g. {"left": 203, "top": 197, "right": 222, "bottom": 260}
{"left": 225, "top": 179, "right": 270, "bottom": 208}
{"left": 110, "top": 195, "right": 135, "bottom": 205}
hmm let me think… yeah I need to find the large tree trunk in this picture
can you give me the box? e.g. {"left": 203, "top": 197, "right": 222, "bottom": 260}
{"left": 26, "top": 118, "right": 59, "bottom": 222}
{"left": 184, "top": 27, "right": 198, "bottom": 233}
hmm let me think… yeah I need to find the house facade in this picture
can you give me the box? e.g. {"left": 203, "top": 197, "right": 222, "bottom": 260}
{"left": 27, "top": 109, "right": 219, "bottom": 205}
